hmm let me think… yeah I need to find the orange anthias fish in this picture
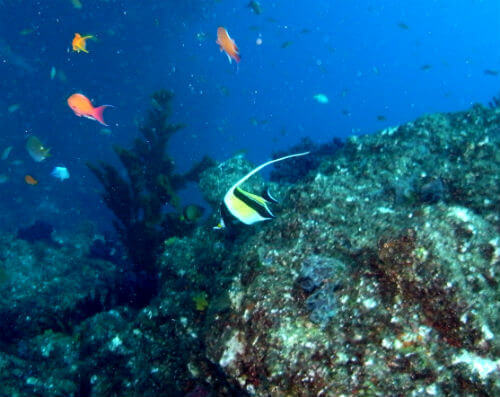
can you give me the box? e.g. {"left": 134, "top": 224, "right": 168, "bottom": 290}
{"left": 25, "top": 175, "right": 38, "bottom": 185}
{"left": 72, "top": 33, "right": 93, "bottom": 53}
{"left": 216, "top": 27, "right": 240, "bottom": 64}
{"left": 67, "top": 93, "right": 113, "bottom": 126}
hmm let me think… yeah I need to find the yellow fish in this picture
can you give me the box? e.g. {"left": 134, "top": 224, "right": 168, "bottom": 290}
{"left": 215, "top": 152, "right": 309, "bottom": 229}
{"left": 26, "top": 136, "right": 51, "bottom": 162}
{"left": 72, "top": 33, "right": 93, "bottom": 53}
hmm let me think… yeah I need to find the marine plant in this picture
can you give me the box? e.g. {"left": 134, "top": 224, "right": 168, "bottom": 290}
{"left": 88, "top": 90, "right": 213, "bottom": 305}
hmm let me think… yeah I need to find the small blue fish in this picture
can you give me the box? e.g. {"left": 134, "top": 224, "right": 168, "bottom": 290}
{"left": 51, "top": 166, "right": 70, "bottom": 181}
{"left": 313, "top": 94, "right": 329, "bottom": 104}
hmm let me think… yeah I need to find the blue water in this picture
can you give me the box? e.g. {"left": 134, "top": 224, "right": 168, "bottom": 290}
{"left": 0, "top": 0, "right": 498, "bottom": 231}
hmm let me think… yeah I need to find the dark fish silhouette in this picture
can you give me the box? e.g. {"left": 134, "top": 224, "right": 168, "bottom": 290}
{"left": 484, "top": 69, "right": 498, "bottom": 76}
{"left": 0, "top": 38, "right": 35, "bottom": 73}
{"left": 248, "top": 0, "right": 262, "bottom": 15}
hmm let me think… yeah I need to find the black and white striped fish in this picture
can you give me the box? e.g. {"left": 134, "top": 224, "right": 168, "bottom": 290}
{"left": 214, "top": 152, "right": 309, "bottom": 229}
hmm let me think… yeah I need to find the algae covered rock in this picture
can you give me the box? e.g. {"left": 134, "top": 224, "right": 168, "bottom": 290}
{"left": 0, "top": 232, "right": 124, "bottom": 343}
{"left": 195, "top": 105, "right": 500, "bottom": 396}
{"left": 0, "top": 231, "right": 129, "bottom": 396}
{"left": 0, "top": 104, "right": 498, "bottom": 397}
{"left": 298, "top": 255, "right": 347, "bottom": 327}
{"left": 198, "top": 153, "right": 267, "bottom": 207}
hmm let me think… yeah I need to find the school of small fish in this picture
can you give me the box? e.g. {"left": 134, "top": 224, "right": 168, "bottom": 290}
{"left": 5, "top": 8, "right": 477, "bottom": 229}
{"left": 0, "top": 19, "right": 305, "bottom": 229}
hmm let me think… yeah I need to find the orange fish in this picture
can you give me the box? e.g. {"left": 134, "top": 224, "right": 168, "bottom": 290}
{"left": 67, "top": 93, "right": 113, "bottom": 126}
{"left": 216, "top": 27, "right": 241, "bottom": 64}
{"left": 25, "top": 175, "right": 38, "bottom": 185}
{"left": 72, "top": 33, "right": 93, "bottom": 53}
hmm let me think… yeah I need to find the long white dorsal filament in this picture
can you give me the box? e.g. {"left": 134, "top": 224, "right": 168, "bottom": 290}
{"left": 227, "top": 151, "right": 310, "bottom": 195}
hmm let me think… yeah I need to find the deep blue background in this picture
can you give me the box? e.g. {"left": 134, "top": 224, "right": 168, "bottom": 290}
{"left": 0, "top": 0, "right": 498, "bottom": 232}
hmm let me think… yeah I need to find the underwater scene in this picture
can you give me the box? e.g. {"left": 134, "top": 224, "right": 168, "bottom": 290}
{"left": 0, "top": 0, "right": 499, "bottom": 396}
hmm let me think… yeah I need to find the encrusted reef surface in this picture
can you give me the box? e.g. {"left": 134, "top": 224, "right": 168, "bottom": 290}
{"left": 186, "top": 104, "right": 500, "bottom": 395}
{"left": 0, "top": 104, "right": 498, "bottom": 396}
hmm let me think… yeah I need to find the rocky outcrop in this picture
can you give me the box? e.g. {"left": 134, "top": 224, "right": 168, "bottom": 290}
{"left": 0, "top": 104, "right": 498, "bottom": 396}
{"left": 195, "top": 104, "right": 500, "bottom": 396}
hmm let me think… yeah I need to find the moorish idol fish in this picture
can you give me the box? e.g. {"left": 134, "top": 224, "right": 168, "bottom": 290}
{"left": 214, "top": 152, "right": 309, "bottom": 229}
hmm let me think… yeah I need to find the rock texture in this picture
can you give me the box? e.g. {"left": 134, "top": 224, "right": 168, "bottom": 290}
{"left": 0, "top": 104, "right": 498, "bottom": 396}
{"left": 195, "top": 104, "right": 500, "bottom": 396}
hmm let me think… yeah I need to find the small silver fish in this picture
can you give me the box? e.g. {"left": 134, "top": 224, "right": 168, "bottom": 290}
{"left": 1, "top": 146, "right": 12, "bottom": 160}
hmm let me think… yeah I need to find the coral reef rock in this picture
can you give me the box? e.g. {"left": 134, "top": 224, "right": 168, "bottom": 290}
{"left": 195, "top": 104, "right": 500, "bottom": 396}
{"left": 0, "top": 104, "right": 498, "bottom": 396}
{"left": 199, "top": 153, "right": 267, "bottom": 207}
